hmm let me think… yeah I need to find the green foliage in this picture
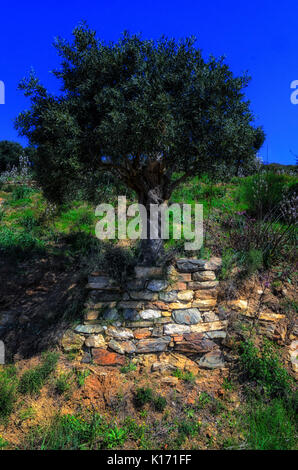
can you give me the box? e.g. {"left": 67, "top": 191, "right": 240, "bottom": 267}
{"left": 0, "top": 226, "right": 44, "bottom": 258}
{"left": 0, "top": 140, "right": 24, "bottom": 172}
{"left": 120, "top": 362, "right": 137, "bottom": 374}
{"left": 238, "top": 171, "right": 296, "bottom": 219}
{"left": 0, "top": 365, "right": 18, "bottom": 421}
{"left": 11, "top": 185, "right": 35, "bottom": 202}
{"left": 18, "top": 352, "right": 59, "bottom": 396}
{"left": 134, "top": 387, "right": 154, "bottom": 408}
{"left": 16, "top": 24, "right": 264, "bottom": 211}
{"left": 55, "top": 372, "right": 72, "bottom": 395}
{"left": 152, "top": 395, "right": 167, "bottom": 412}
{"left": 98, "top": 244, "right": 137, "bottom": 284}
{"left": 244, "top": 399, "right": 297, "bottom": 450}
{"left": 172, "top": 368, "right": 196, "bottom": 383}
{"left": 239, "top": 340, "right": 293, "bottom": 398}
{"left": 75, "top": 369, "right": 90, "bottom": 388}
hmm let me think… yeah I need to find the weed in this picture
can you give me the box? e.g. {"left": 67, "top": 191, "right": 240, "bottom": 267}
{"left": 172, "top": 368, "right": 196, "bottom": 383}
{"left": 153, "top": 395, "right": 167, "bottom": 412}
{"left": 55, "top": 372, "right": 72, "bottom": 395}
{"left": 0, "top": 365, "right": 18, "bottom": 420}
{"left": 120, "top": 362, "right": 137, "bottom": 374}
{"left": 134, "top": 387, "right": 153, "bottom": 408}
{"left": 75, "top": 369, "right": 90, "bottom": 388}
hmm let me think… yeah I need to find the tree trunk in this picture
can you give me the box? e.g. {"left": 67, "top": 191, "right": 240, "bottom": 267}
{"left": 137, "top": 187, "right": 168, "bottom": 266}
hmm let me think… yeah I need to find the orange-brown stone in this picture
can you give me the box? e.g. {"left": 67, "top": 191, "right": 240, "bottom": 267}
{"left": 133, "top": 328, "right": 152, "bottom": 339}
{"left": 92, "top": 348, "right": 125, "bottom": 366}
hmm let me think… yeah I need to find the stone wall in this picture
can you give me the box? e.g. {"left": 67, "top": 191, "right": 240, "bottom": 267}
{"left": 63, "top": 257, "right": 236, "bottom": 368}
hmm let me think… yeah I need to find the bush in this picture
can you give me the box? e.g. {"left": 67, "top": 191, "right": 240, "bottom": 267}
{"left": 239, "top": 171, "right": 296, "bottom": 219}
{"left": 0, "top": 227, "right": 44, "bottom": 258}
{"left": 152, "top": 395, "right": 167, "bottom": 412}
{"left": 18, "top": 352, "right": 59, "bottom": 396}
{"left": 55, "top": 373, "right": 72, "bottom": 395}
{"left": 11, "top": 185, "right": 35, "bottom": 202}
{"left": 134, "top": 387, "right": 153, "bottom": 408}
{"left": 239, "top": 339, "right": 293, "bottom": 399}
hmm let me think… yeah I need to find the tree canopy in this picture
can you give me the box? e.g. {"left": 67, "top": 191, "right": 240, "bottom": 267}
{"left": 15, "top": 23, "right": 265, "bottom": 263}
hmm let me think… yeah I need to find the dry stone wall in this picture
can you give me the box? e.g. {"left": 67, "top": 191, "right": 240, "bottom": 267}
{"left": 62, "top": 257, "right": 234, "bottom": 368}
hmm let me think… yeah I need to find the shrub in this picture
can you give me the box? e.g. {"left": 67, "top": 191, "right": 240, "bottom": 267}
{"left": 120, "top": 362, "right": 137, "bottom": 374}
{"left": 55, "top": 373, "right": 72, "bottom": 395}
{"left": 152, "top": 395, "right": 167, "bottom": 412}
{"left": 0, "top": 227, "right": 44, "bottom": 258}
{"left": 239, "top": 171, "right": 296, "bottom": 219}
{"left": 172, "top": 368, "right": 196, "bottom": 383}
{"left": 18, "top": 352, "right": 59, "bottom": 396}
{"left": 239, "top": 339, "right": 293, "bottom": 399}
{"left": 134, "top": 387, "right": 153, "bottom": 408}
{"left": 11, "top": 185, "right": 35, "bottom": 202}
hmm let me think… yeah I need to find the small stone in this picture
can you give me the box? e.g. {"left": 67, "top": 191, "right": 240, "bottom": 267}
{"left": 108, "top": 339, "right": 136, "bottom": 354}
{"left": 85, "top": 301, "right": 117, "bottom": 310}
{"left": 192, "top": 271, "right": 216, "bottom": 281}
{"left": 289, "top": 340, "right": 298, "bottom": 374}
{"left": 133, "top": 328, "right": 152, "bottom": 339}
{"left": 92, "top": 348, "right": 125, "bottom": 366}
{"left": 74, "top": 324, "right": 104, "bottom": 334}
{"left": 227, "top": 299, "right": 248, "bottom": 311}
{"left": 103, "top": 308, "right": 119, "bottom": 321}
{"left": 194, "top": 289, "right": 218, "bottom": 300}
{"left": 191, "top": 320, "right": 228, "bottom": 333}
{"left": 171, "top": 282, "right": 187, "bottom": 290}
{"left": 189, "top": 281, "right": 219, "bottom": 290}
{"left": 84, "top": 310, "right": 100, "bottom": 322}
{"left": 172, "top": 308, "right": 202, "bottom": 325}
{"left": 164, "top": 324, "right": 191, "bottom": 335}
{"left": 202, "top": 312, "right": 220, "bottom": 322}
{"left": 81, "top": 352, "right": 92, "bottom": 364}
{"left": 161, "top": 311, "right": 171, "bottom": 317}
{"left": 136, "top": 337, "right": 171, "bottom": 353}
{"left": 168, "top": 302, "right": 192, "bottom": 310}
{"left": 139, "top": 309, "right": 161, "bottom": 320}
{"left": 177, "top": 290, "right": 194, "bottom": 301}
{"left": 205, "top": 330, "right": 227, "bottom": 339}
{"left": 135, "top": 266, "right": 164, "bottom": 279}
{"left": 159, "top": 291, "right": 178, "bottom": 302}
{"left": 118, "top": 301, "right": 145, "bottom": 309}
{"left": 176, "top": 258, "right": 207, "bottom": 272}
{"left": 122, "top": 308, "right": 140, "bottom": 321}
{"left": 192, "top": 299, "right": 217, "bottom": 310}
{"left": 147, "top": 300, "right": 170, "bottom": 310}
{"left": 173, "top": 335, "right": 184, "bottom": 342}
{"left": 85, "top": 334, "right": 106, "bottom": 348}
{"left": 152, "top": 362, "right": 177, "bottom": 374}
{"left": 161, "top": 376, "right": 179, "bottom": 386}
{"left": 147, "top": 280, "right": 168, "bottom": 292}
{"left": 126, "top": 279, "right": 146, "bottom": 290}
{"left": 198, "top": 350, "right": 225, "bottom": 369}
{"left": 61, "top": 330, "right": 85, "bottom": 351}
{"left": 106, "top": 326, "right": 134, "bottom": 340}
{"left": 86, "top": 276, "right": 117, "bottom": 290}
{"left": 129, "top": 291, "right": 158, "bottom": 300}
{"left": 175, "top": 334, "right": 218, "bottom": 354}
{"left": 89, "top": 290, "right": 121, "bottom": 302}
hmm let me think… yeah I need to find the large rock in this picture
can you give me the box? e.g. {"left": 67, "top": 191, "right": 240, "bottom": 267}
{"left": 139, "top": 309, "right": 162, "bottom": 320}
{"left": 129, "top": 291, "right": 158, "bottom": 300}
{"left": 147, "top": 280, "right": 168, "bottom": 292}
{"left": 108, "top": 339, "right": 136, "bottom": 355}
{"left": 92, "top": 348, "right": 126, "bottom": 366}
{"left": 85, "top": 334, "right": 106, "bottom": 348}
{"left": 159, "top": 291, "right": 178, "bottom": 302}
{"left": 289, "top": 341, "right": 298, "bottom": 374}
{"left": 61, "top": 330, "right": 85, "bottom": 351}
{"left": 136, "top": 337, "right": 171, "bottom": 353}
{"left": 106, "top": 326, "right": 134, "bottom": 340}
{"left": 197, "top": 350, "right": 225, "bottom": 369}
{"left": 174, "top": 333, "right": 218, "bottom": 354}
{"left": 74, "top": 324, "right": 104, "bottom": 334}
{"left": 192, "top": 271, "right": 216, "bottom": 281}
{"left": 172, "top": 308, "right": 202, "bottom": 325}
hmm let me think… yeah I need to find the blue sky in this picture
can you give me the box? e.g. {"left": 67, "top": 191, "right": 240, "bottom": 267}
{"left": 0, "top": 0, "right": 297, "bottom": 164}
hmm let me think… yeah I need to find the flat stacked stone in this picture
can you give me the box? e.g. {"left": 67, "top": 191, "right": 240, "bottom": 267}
{"left": 62, "top": 257, "right": 234, "bottom": 367}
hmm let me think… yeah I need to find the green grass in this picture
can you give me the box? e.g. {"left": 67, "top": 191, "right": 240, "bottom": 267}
{"left": 244, "top": 399, "right": 297, "bottom": 450}
{"left": 0, "top": 365, "right": 18, "bottom": 421}
{"left": 18, "top": 352, "right": 59, "bottom": 396}
{"left": 172, "top": 368, "right": 196, "bottom": 383}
